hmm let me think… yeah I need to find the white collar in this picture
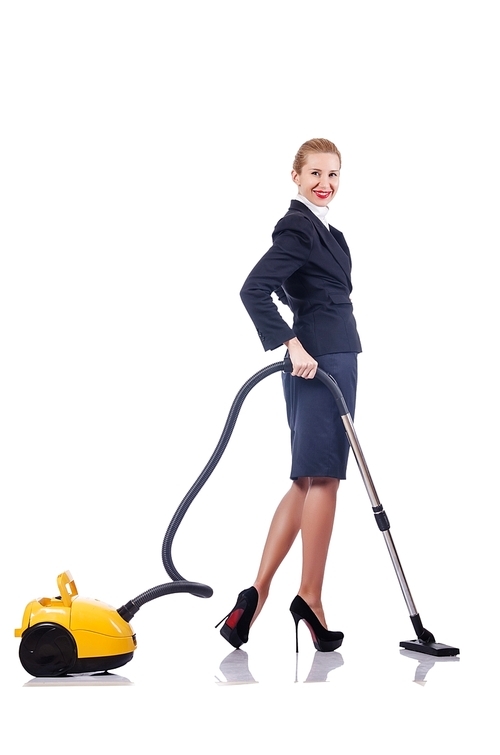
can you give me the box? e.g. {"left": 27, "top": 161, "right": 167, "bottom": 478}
{"left": 294, "top": 193, "right": 330, "bottom": 228}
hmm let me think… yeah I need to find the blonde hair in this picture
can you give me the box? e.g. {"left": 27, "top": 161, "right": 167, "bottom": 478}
{"left": 292, "top": 138, "right": 342, "bottom": 173}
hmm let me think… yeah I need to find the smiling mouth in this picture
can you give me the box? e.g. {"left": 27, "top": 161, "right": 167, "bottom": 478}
{"left": 313, "top": 191, "right": 332, "bottom": 198}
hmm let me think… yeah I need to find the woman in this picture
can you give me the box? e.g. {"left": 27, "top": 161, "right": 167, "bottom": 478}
{"left": 216, "top": 138, "right": 362, "bottom": 652}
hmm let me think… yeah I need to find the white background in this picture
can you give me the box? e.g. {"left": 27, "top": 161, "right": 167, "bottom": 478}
{"left": 1, "top": 1, "right": 499, "bottom": 752}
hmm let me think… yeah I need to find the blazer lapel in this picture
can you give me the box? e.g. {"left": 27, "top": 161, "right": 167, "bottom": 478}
{"left": 289, "top": 200, "right": 352, "bottom": 279}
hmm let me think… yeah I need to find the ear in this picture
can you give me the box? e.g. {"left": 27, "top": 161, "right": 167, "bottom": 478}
{"left": 291, "top": 169, "right": 300, "bottom": 186}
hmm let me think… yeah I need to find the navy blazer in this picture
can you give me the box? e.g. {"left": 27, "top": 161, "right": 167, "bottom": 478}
{"left": 240, "top": 199, "right": 362, "bottom": 357}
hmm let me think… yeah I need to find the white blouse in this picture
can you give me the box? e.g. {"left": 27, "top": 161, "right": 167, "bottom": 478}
{"left": 294, "top": 193, "right": 330, "bottom": 228}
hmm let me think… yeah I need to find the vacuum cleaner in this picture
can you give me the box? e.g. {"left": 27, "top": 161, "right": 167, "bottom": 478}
{"left": 15, "top": 358, "right": 459, "bottom": 677}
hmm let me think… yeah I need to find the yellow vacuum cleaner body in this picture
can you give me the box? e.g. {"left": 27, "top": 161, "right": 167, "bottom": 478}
{"left": 15, "top": 571, "right": 136, "bottom": 677}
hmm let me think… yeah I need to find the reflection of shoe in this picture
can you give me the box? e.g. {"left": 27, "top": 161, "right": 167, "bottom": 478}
{"left": 304, "top": 650, "right": 344, "bottom": 682}
{"left": 216, "top": 649, "right": 258, "bottom": 685}
{"left": 290, "top": 595, "right": 343, "bottom": 652}
{"left": 215, "top": 587, "right": 258, "bottom": 648}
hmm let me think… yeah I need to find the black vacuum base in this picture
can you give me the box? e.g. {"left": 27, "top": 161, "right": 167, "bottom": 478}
{"left": 400, "top": 639, "right": 460, "bottom": 657}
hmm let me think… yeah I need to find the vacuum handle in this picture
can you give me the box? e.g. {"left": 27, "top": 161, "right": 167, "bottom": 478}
{"left": 282, "top": 357, "right": 349, "bottom": 417}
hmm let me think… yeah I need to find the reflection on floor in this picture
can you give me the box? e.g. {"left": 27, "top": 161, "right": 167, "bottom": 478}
{"left": 215, "top": 647, "right": 346, "bottom": 685}
{"left": 23, "top": 671, "right": 134, "bottom": 687}
{"left": 399, "top": 648, "right": 460, "bottom": 686}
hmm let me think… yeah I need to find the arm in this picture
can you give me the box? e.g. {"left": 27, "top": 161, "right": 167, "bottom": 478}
{"left": 240, "top": 213, "right": 314, "bottom": 351}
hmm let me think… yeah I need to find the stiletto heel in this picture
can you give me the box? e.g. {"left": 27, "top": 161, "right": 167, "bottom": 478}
{"left": 291, "top": 611, "right": 301, "bottom": 653}
{"left": 216, "top": 587, "right": 258, "bottom": 649}
{"left": 289, "top": 595, "right": 343, "bottom": 653}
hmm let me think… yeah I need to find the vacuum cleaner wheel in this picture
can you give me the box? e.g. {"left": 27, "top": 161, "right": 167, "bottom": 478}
{"left": 19, "top": 623, "right": 78, "bottom": 677}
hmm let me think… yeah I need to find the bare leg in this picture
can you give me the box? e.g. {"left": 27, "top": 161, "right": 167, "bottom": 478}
{"left": 298, "top": 476, "right": 339, "bottom": 628}
{"left": 251, "top": 477, "right": 309, "bottom": 623}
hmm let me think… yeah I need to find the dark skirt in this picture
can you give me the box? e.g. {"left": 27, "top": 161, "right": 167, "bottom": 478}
{"left": 282, "top": 352, "right": 358, "bottom": 480}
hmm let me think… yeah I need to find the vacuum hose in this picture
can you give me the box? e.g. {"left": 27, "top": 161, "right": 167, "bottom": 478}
{"left": 118, "top": 358, "right": 349, "bottom": 622}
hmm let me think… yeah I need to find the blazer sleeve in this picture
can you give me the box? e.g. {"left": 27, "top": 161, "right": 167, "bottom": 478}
{"left": 240, "top": 213, "right": 314, "bottom": 351}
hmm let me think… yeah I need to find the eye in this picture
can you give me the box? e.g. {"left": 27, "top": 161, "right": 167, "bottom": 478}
{"left": 329, "top": 172, "right": 338, "bottom": 178}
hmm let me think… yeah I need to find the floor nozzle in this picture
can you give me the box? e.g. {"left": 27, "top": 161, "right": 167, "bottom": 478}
{"left": 399, "top": 639, "right": 460, "bottom": 657}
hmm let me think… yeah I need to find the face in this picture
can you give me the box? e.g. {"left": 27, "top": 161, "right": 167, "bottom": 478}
{"left": 291, "top": 152, "right": 340, "bottom": 206}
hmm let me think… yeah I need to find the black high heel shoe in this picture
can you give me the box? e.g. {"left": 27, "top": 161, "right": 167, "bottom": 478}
{"left": 216, "top": 587, "right": 258, "bottom": 648}
{"left": 290, "top": 595, "right": 344, "bottom": 653}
